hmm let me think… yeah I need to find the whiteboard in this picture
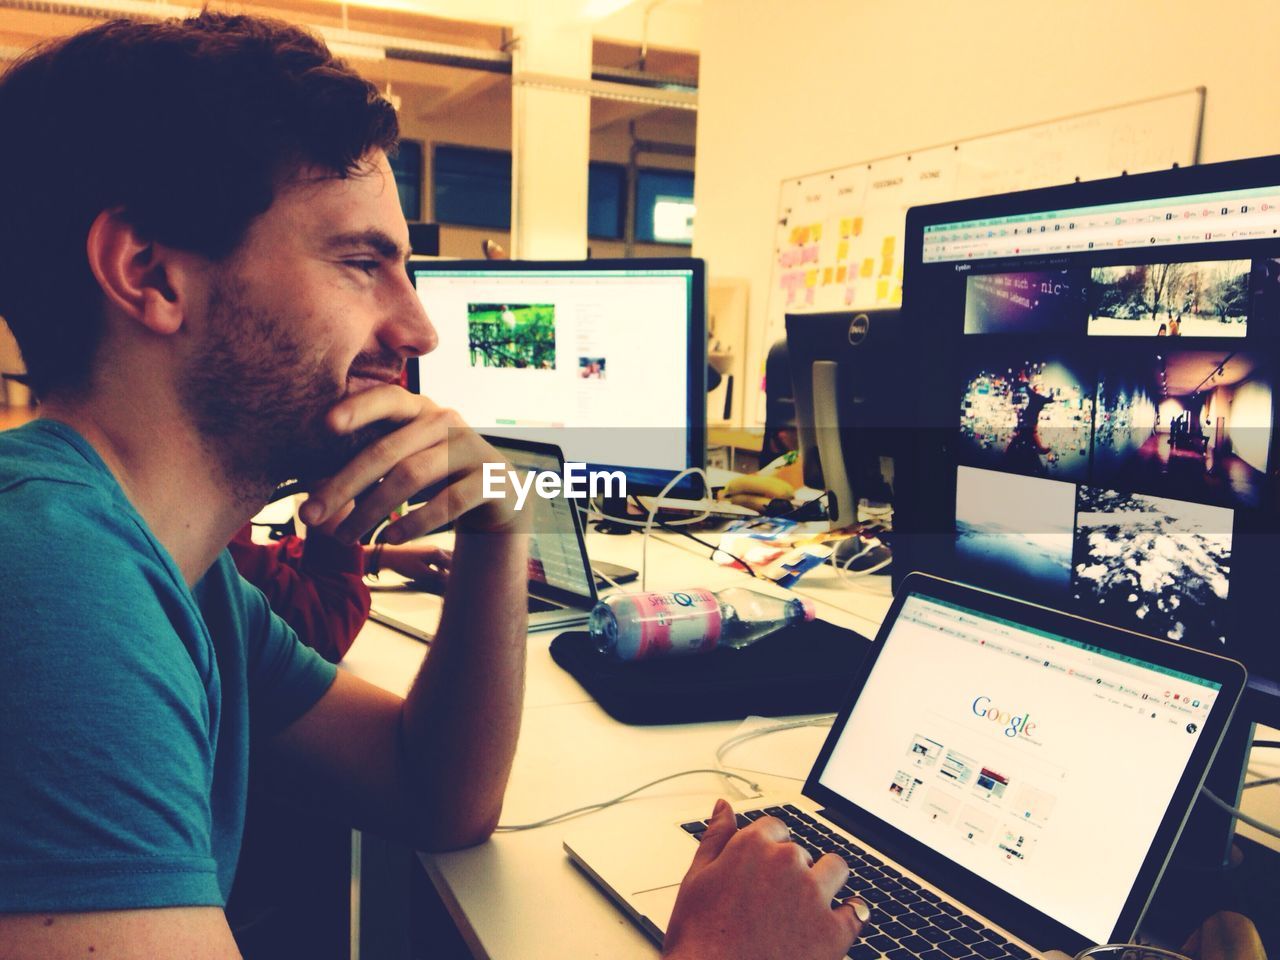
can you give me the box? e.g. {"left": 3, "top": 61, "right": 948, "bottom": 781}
{"left": 762, "top": 88, "right": 1205, "bottom": 419}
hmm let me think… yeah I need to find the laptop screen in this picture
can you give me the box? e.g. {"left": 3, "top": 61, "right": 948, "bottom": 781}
{"left": 816, "top": 593, "right": 1221, "bottom": 944}
{"left": 493, "top": 443, "right": 596, "bottom": 601}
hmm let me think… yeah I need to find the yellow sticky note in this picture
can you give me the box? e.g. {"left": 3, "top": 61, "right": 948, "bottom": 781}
{"left": 836, "top": 265, "right": 848, "bottom": 283}
{"left": 840, "top": 218, "right": 853, "bottom": 238}
{"left": 822, "top": 267, "right": 833, "bottom": 285}
{"left": 836, "top": 240, "right": 849, "bottom": 261}
{"left": 876, "top": 278, "right": 889, "bottom": 301}
{"left": 860, "top": 258, "right": 875, "bottom": 278}
{"left": 880, "top": 258, "right": 894, "bottom": 277}
{"left": 812, "top": 224, "right": 822, "bottom": 242}
{"left": 882, "top": 236, "right": 896, "bottom": 255}
{"left": 805, "top": 269, "right": 818, "bottom": 288}
{"left": 852, "top": 217, "right": 864, "bottom": 236}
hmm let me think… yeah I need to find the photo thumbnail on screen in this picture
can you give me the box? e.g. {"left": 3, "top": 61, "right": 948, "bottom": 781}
{"left": 955, "top": 465, "right": 1076, "bottom": 601}
{"left": 963, "top": 269, "right": 1088, "bottom": 335}
{"left": 958, "top": 350, "right": 1094, "bottom": 482}
{"left": 1087, "top": 260, "right": 1250, "bottom": 338}
{"left": 1071, "top": 486, "right": 1232, "bottom": 646}
{"left": 1093, "top": 351, "right": 1273, "bottom": 509}
{"left": 467, "top": 303, "right": 557, "bottom": 370}
{"left": 578, "top": 356, "right": 606, "bottom": 380}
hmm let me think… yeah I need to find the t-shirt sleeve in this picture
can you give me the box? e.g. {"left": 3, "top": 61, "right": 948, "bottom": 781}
{"left": 0, "top": 487, "right": 225, "bottom": 912}
{"left": 219, "top": 554, "right": 339, "bottom": 737}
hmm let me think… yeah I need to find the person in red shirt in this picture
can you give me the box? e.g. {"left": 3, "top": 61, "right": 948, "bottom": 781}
{"left": 228, "top": 523, "right": 450, "bottom": 663}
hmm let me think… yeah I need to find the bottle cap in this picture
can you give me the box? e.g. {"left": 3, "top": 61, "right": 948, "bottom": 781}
{"left": 799, "top": 597, "right": 816, "bottom": 622}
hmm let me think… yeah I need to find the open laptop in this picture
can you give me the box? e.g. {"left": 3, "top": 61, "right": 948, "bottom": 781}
{"left": 369, "top": 437, "right": 608, "bottom": 640}
{"left": 564, "top": 572, "right": 1246, "bottom": 957}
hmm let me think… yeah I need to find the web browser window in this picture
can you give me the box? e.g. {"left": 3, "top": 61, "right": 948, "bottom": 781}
{"left": 819, "top": 594, "right": 1220, "bottom": 943}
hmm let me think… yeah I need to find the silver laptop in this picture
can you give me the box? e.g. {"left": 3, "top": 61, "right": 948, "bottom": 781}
{"left": 369, "top": 437, "right": 601, "bottom": 640}
{"left": 564, "top": 573, "right": 1246, "bottom": 957}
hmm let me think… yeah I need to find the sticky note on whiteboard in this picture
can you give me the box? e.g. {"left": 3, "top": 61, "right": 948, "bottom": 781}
{"left": 836, "top": 265, "right": 848, "bottom": 283}
{"left": 836, "top": 240, "right": 849, "bottom": 261}
{"left": 822, "top": 267, "right": 832, "bottom": 285}
{"left": 860, "top": 258, "right": 874, "bottom": 278}
{"left": 876, "top": 278, "right": 890, "bottom": 300}
{"left": 805, "top": 270, "right": 818, "bottom": 288}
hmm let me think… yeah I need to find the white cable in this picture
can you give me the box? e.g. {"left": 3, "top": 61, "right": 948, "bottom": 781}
{"left": 584, "top": 499, "right": 710, "bottom": 528}
{"left": 494, "top": 769, "right": 760, "bottom": 832}
{"left": 641, "top": 467, "right": 711, "bottom": 591}
{"left": 591, "top": 565, "right": 624, "bottom": 592}
{"left": 1243, "top": 775, "right": 1280, "bottom": 789}
{"left": 1200, "top": 785, "right": 1280, "bottom": 840}
{"left": 714, "top": 716, "right": 836, "bottom": 782}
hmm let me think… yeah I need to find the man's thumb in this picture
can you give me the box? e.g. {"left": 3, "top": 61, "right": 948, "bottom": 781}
{"left": 691, "top": 798, "right": 737, "bottom": 867}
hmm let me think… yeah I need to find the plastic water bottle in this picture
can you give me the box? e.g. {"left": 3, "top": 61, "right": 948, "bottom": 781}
{"left": 590, "top": 586, "right": 816, "bottom": 661}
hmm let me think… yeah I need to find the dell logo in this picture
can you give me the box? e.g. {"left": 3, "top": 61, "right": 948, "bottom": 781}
{"left": 848, "top": 313, "right": 871, "bottom": 346}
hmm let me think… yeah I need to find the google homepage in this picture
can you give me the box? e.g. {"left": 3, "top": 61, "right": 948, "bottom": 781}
{"left": 414, "top": 271, "right": 691, "bottom": 473}
{"left": 820, "top": 595, "right": 1219, "bottom": 943}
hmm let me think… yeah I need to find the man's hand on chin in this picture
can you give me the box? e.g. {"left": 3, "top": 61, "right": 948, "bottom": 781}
{"left": 297, "top": 385, "right": 527, "bottom": 543}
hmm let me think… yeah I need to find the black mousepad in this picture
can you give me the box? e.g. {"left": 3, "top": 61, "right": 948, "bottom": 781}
{"left": 549, "top": 617, "right": 871, "bottom": 726}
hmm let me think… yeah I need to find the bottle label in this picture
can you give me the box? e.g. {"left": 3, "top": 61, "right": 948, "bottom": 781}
{"left": 634, "top": 590, "right": 722, "bottom": 660}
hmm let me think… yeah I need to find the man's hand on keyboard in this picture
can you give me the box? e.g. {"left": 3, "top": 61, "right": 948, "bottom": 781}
{"left": 662, "top": 798, "right": 869, "bottom": 960}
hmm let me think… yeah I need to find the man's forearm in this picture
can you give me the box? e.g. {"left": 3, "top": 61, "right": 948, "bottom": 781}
{"left": 399, "top": 527, "right": 528, "bottom": 849}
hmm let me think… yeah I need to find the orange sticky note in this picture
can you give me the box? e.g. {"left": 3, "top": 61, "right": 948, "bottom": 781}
{"left": 836, "top": 265, "right": 848, "bottom": 283}
{"left": 822, "top": 267, "right": 833, "bottom": 285}
{"left": 852, "top": 217, "right": 864, "bottom": 236}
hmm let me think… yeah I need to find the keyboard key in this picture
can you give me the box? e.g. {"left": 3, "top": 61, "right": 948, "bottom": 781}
{"left": 849, "top": 944, "right": 880, "bottom": 960}
{"left": 900, "top": 876, "right": 922, "bottom": 891}
{"left": 981, "top": 931, "right": 1009, "bottom": 946}
{"left": 735, "top": 814, "right": 752, "bottom": 829}
{"left": 933, "top": 916, "right": 962, "bottom": 932}
{"left": 915, "top": 902, "right": 942, "bottom": 919}
{"left": 919, "top": 889, "right": 941, "bottom": 903}
{"left": 783, "top": 804, "right": 807, "bottom": 817}
{"left": 888, "top": 949, "right": 917, "bottom": 960}
{"left": 900, "top": 935, "right": 933, "bottom": 953}
{"left": 882, "top": 866, "right": 903, "bottom": 879}
{"left": 953, "top": 928, "right": 983, "bottom": 945}
{"left": 863, "top": 854, "right": 885, "bottom": 867}
{"left": 867, "top": 934, "right": 898, "bottom": 954}
{"left": 879, "top": 900, "right": 910, "bottom": 918}
{"left": 863, "top": 889, "right": 891, "bottom": 905}
{"left": 918, "top": 926, "right": 949, "bottom": 944}
{"left": 679, "top": 822, "right": 705, "bottom": 833}
{"left": 938, "top": 903, "right": 962, "bottom": 917}
{"left": 973, "top": 943, "right": 1004, "bottom": 959}
{"left": 939, "top": 942, "right": 974, "bottom": 959}
{"left": 744, "top": 810, "right": 768, "bottom": 821}
{"left": 897, "top": 891, "right": 924, "bottom": 905}
{"left": 880, "top": 880, "right": 905, "bottom": 895}
{"left": 1006, "top": 947, "right": 1031, "bottom": 960}
{"left": 901, "top": 914, "right": 929, "bottom": 930}
{"left": 921, "top": 951, "right": 951, "bottom": 960}
{"left": 958, "top": 917, "right": 982, "bottom": 930}
{"left": 878, "top": 921, "right": 910, "bottom": 940}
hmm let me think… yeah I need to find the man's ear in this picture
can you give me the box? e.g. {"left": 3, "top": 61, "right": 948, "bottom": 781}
{"left": 85, "top": 208, "right": 192, "bottom": 336}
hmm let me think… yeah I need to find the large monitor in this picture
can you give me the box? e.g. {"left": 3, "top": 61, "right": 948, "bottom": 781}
{"left": 896, "top": 155, "right": 1280, "bottom": 737}
{"left": 406, "top": 258, "right": 706, "bottom": 496}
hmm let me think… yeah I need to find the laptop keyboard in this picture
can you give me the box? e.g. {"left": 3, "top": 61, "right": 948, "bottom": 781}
{"left": 679, "top": 805, "right": 1034, "bottom": 960}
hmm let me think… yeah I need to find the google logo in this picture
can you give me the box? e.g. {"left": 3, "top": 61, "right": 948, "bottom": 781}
{"left": 972, "top": 696, "right": 1037, "bottom": 739}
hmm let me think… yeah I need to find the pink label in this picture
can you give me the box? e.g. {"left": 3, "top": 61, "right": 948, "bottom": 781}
{"left": 634, "top": 590, "right": 722, "bottom": 660}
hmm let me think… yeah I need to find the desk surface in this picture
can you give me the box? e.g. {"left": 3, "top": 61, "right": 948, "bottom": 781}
{"left": 342, "top": 527, "right": 1280, "bottom": 960}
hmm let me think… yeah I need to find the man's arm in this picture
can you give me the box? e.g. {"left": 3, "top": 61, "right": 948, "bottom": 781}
{"left": 255, "top": 388, "right": 528, "bottom": 850}
{"left": 0, "top": 908, "right": 241, "bottom": 960}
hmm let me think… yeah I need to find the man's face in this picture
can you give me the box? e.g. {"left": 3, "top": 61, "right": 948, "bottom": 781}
{"left": 179, "top": 151, "right": 437, "bottom": 490}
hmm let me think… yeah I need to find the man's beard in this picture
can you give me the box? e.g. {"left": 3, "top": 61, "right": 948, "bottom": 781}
{"left": 178, "top": 273, "right": 397, "bottom": 496}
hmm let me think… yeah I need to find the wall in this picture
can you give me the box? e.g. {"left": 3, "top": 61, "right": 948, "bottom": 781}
{"left": 693, "top": 0, "right": 1280, "bottom": 423}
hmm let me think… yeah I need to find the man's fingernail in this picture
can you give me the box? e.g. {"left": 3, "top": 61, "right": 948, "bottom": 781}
{"left": 300, "top": 500, "right": 323, "bottom": 524}
{"left": 712, "top": 799, "right": 728, "bottom": 818}
{"left": 848, "top": 898, "right": 871, "bottom": 924}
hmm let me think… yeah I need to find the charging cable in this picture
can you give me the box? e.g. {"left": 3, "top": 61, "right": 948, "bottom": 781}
{"left": 494, "top": 769, "right": 760, "bottom": 832}
{"left": 640, "top": 467, "right": 712, "bottom": 591}
{"left": 715, "top": 716, "right": 836, "bottom": 783}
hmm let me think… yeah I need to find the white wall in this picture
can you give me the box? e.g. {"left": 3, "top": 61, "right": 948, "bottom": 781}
{"left": 693, "top": 0, "right": 1280, "bottom": 423}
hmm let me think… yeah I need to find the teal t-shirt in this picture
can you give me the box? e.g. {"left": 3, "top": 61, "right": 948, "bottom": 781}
{"left": 0, "top": 420, "right": 338, "bottom": 912}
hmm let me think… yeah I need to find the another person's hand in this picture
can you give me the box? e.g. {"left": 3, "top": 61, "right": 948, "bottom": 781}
{"left": 1181, "top": 912, "right": 1266, "bottom": 960}
{"left": 662, "top": 799, "right": 868, "bottom": 960}
{"left": 374, "top": 543, "right": 452, "bottom": 592}
{"left": 301, "top": 387, "right": 525, "bottom": 543}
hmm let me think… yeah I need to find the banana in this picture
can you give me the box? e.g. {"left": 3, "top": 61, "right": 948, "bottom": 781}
{"left": 724, "top": 493, "right": 773, "bottom": 512}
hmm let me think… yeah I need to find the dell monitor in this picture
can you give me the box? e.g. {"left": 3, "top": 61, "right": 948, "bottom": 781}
{"left": 895, "top": 154, "right": 1280, "bottom": 866}
{"left": 406, "top": 258, "right": 707, "bottom": 499}
{"left": 785, "top": 309, "right": 903, "bottom": 526}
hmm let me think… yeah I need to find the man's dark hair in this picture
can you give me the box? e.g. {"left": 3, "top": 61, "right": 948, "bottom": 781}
{"left": 0, "top": 12, "right": 399, "bottom": 396}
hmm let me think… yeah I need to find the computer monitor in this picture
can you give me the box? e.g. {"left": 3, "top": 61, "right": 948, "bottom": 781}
{"left": 406, "top": 258, "right": 707, "bottom": 498}
{"left": 785, "top": 310, "right": 903, "bottom": 526}
{"left": 895, "top": 155, "right": 1280, "bottom": 864}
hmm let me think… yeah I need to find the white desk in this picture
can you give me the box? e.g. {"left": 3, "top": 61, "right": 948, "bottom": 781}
{"left": 340, "top": 529, "right": 1280, "bottom": 959}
